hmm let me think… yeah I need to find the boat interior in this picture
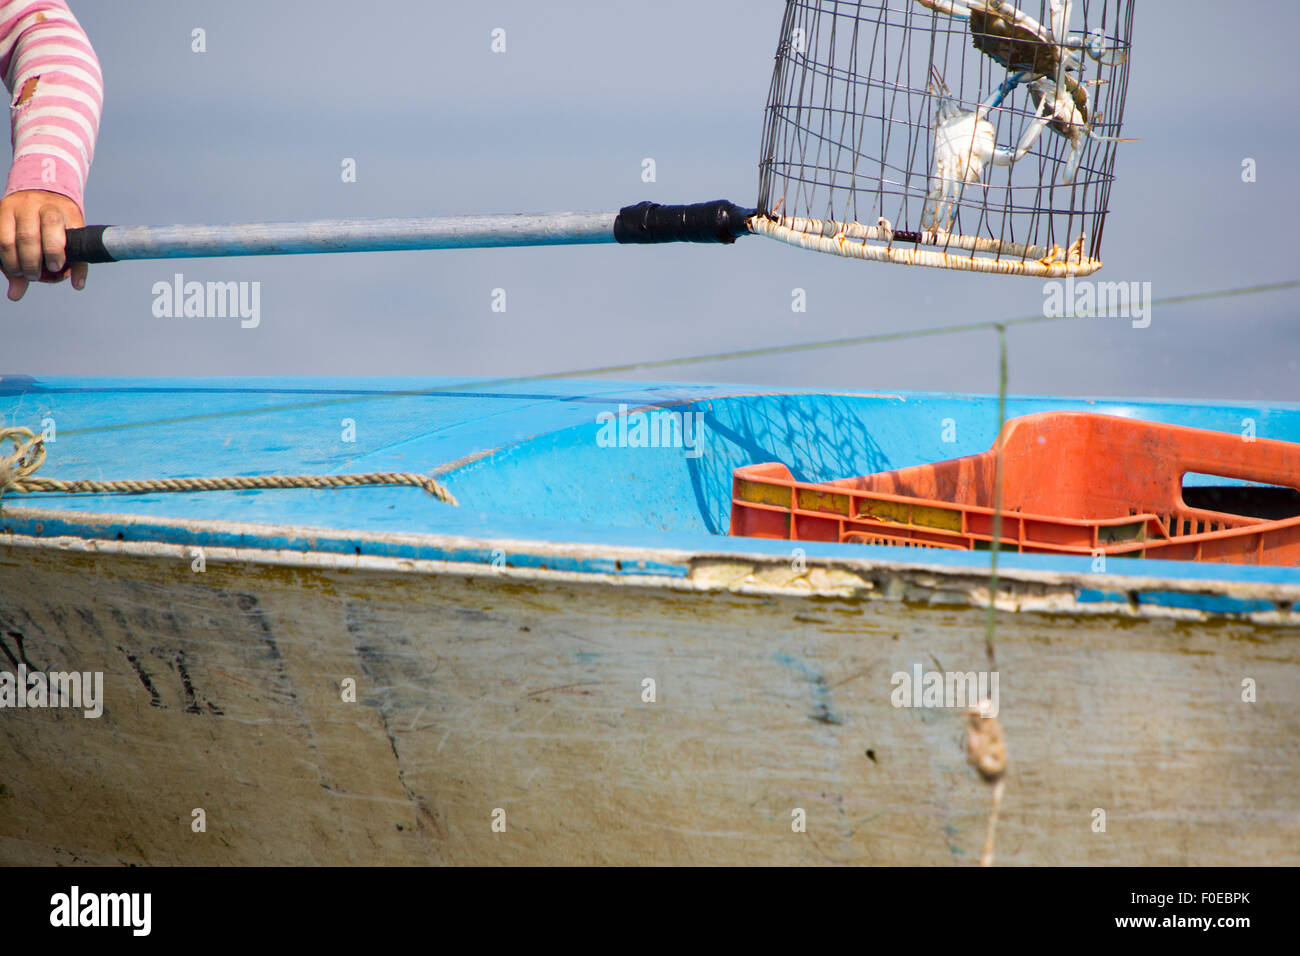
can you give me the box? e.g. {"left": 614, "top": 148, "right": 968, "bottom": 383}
{"left": 3, "top": 375, "right": 1300, "bottom": 590}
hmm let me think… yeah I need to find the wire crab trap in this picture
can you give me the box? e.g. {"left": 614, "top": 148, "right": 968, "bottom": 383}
{"left": 753, "top": 0, "right": 1134, "bottom": 277}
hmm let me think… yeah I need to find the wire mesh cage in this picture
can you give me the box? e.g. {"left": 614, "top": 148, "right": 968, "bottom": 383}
{"left": 754, "top": 0, "right": 1134, "bottom": 277}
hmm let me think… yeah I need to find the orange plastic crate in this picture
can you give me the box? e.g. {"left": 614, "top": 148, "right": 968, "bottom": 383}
{"left": 730, "top": 412, "right": 1300, "bottom": 564}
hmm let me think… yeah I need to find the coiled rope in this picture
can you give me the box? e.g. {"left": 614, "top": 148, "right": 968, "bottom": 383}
{"left": 0, "top": 426, "right": 457, "bottom": 506}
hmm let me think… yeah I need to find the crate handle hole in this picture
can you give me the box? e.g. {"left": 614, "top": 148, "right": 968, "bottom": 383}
{"left": 1181, "top": 473, "right": 1300, "bottom": 521}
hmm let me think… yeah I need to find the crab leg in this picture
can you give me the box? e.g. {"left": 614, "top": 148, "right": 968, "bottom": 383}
{"left": 912, "top": 0, "right": 978, "bottom": 20}
{"left": 991, "top": 91, "right": 1052, "bottom": 167}
{"left": 1029, "top": 76, "right": 1133, "bottom": 184}
{"left": 1042, "top": 1, "right": 1072, "bottom": 99}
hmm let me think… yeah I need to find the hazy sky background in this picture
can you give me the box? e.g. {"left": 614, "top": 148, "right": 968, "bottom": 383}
{"left": 5, "top": 0, "right": 1299, "bottom": 401}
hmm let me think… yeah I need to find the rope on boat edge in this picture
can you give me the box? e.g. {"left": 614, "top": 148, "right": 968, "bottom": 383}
{"left": 0, "top": 427, "right": 458, "bottom": 506}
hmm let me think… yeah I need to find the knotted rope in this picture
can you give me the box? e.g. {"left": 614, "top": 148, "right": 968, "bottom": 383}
{"left": 0, "top": 426, "right": 457, "bottom": 506}
{"left": 965, "top": 699, "right": 1009, "bottom": 867}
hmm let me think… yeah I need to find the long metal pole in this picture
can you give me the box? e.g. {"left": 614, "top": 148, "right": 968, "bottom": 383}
{"left": 67, "top": 212, "right": 619, "bottom": 263}
{"left": 64, "top": 201, "right": 756, "bottom": 263}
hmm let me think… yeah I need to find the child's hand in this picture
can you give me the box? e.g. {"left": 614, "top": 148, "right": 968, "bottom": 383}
{"left": 0, "top": 189, "right": 88, "bottom": 301}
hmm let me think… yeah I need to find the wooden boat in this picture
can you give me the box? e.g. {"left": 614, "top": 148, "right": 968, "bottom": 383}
{"left": 1, "top": 374, "right": 1297, "bottom": 866}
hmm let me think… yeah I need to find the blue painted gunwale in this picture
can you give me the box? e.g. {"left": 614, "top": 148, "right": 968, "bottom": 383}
{"left": 3, "top": 376, "right": 1300, "bottom": 607}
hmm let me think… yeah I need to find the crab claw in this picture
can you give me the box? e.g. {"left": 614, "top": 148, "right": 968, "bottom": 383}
{"left": 928, "top": 64, "right": 948, "bottom": 95}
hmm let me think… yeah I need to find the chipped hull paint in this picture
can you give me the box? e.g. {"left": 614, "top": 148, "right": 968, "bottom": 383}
{"left": 1, "top": 530, "right": 1298, "bottom": 866}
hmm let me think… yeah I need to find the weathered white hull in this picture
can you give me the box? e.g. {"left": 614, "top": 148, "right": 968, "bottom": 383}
{"left": 3, "top": 518, "right": 1297, "bottom": 866}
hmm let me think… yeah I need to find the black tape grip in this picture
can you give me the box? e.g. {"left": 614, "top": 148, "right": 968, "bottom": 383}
{"left": 613, "top": 200, "right": 752, "bottom": 245}
{"left": 64, "top": 225, "right": 115, "bottom": 263}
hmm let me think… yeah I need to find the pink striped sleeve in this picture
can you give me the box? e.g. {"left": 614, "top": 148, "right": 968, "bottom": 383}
{"left": 0, "top": 0, "right": 102, "bottom": 213}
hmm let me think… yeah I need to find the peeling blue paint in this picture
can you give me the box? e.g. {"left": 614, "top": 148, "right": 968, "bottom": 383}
{"left": 1135, "top": 591, "right": 1277, "bottom": 615}
{"left": 1077, "top": 588, "right": 1281, "bottom": 615}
